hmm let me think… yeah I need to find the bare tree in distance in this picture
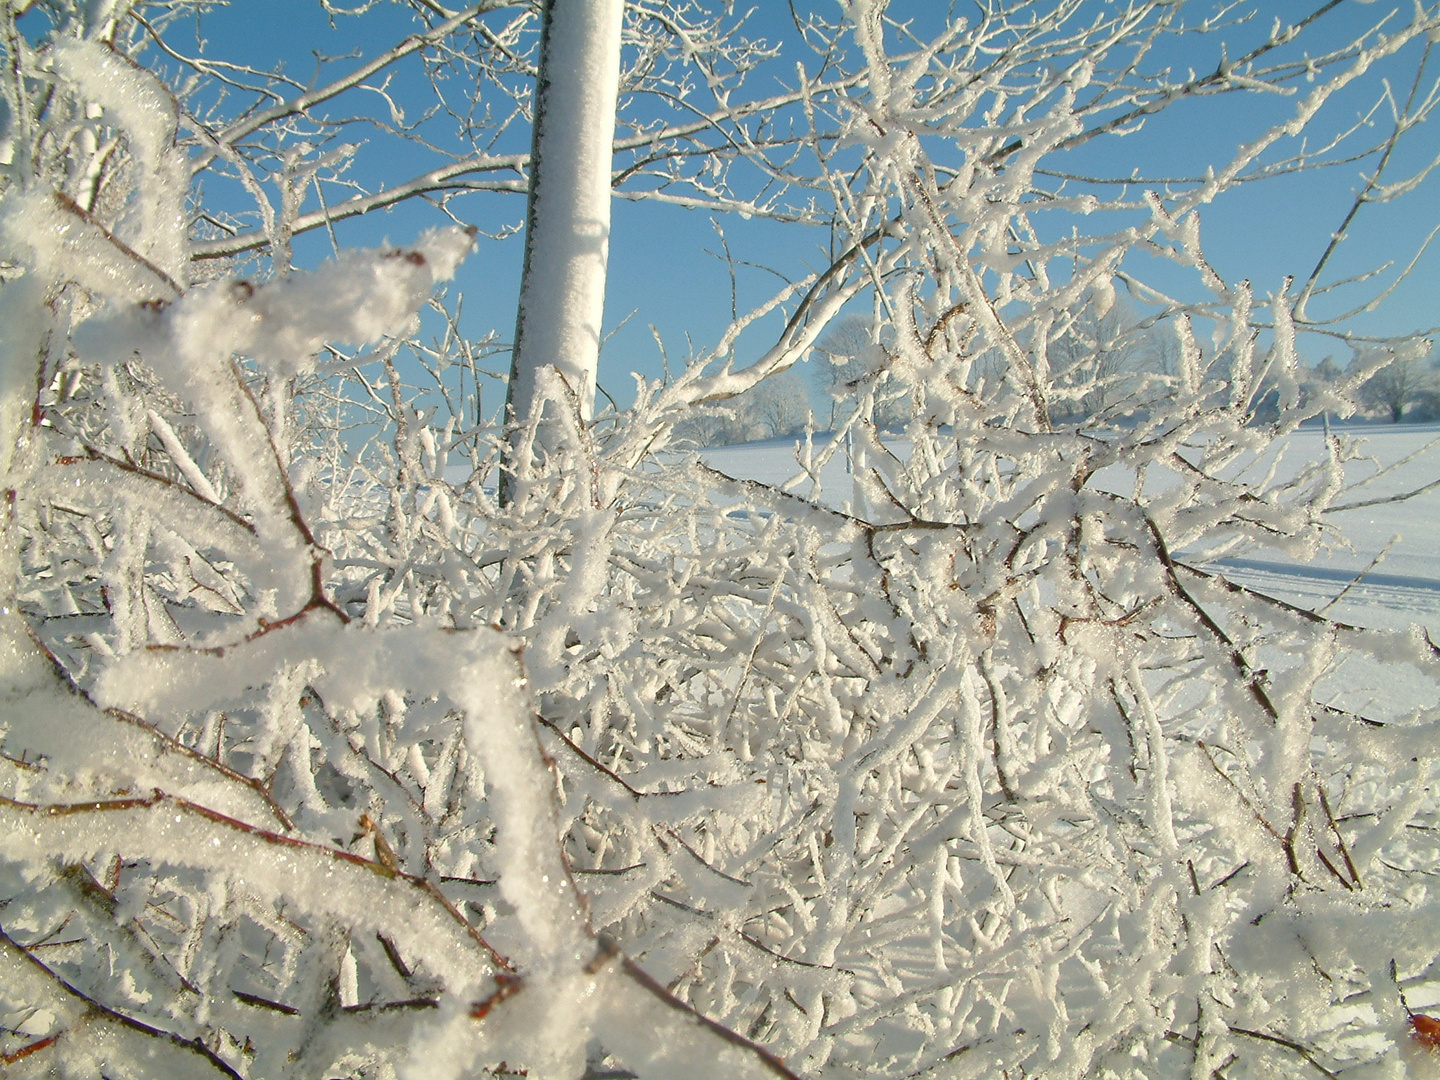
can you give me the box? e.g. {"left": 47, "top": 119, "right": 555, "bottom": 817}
{"left": 810, "top": 312, "right": 932, "bottom": 433}
{"left": 669, "top": 369, "right": 808, "bottom": 445}
{"left": 1359, "top": 351, "right": 1436, "bottom": 421}
{"left": 1045, "top": 293, "right": 1154, "bottom": 423}
{"left": 737, "top": 366, "right": 810, "bottom": 440}
{"left": 811, "top": 313, "right": 888, "bottom": 430}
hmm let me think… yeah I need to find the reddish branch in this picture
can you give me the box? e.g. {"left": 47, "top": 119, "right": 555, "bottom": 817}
{"left": 0, "top": 790, "right": 510, "bottom": 972}
{"left": 0, "top": 927, "right": 244, "bottom": 1078}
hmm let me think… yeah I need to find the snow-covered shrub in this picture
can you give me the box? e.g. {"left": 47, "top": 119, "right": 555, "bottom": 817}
{"left": 4, "top": 2, "right": 1440, "bottom": 1080}
{"left": 0, "top": 11, "right": 796, "bottom": 1080}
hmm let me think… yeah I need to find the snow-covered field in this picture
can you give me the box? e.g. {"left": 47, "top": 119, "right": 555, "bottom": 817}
{"left": 1213, "top": 423, "right": 1440, "bottom": 635}
{"left": 702, "top": 422, "right": 1440, "bottom": 636}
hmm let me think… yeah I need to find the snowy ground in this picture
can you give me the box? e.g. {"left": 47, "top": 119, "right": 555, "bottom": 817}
{"left": 1213, "top": 423, "right": 1440, "bottom": 636}
{"left": 701, "top": 421, "right": 1440, "bottom": 636}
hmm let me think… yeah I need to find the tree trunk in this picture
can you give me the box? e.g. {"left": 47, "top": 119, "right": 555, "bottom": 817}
{"left": 504, "top": 0, "right": 624, "bottom": 494}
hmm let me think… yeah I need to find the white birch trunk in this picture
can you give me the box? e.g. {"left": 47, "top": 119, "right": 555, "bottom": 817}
{"left": 506, "top": 0, "right": 624, "bottom": 451}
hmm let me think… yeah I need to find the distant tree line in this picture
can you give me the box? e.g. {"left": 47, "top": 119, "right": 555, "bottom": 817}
{"left": 671, "top": 367, "right": 813, "bottom": 446}
{"left": 672, "top": 309, "right": 1439, "bottom": 449}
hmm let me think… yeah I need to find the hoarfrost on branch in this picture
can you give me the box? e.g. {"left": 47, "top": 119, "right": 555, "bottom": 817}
{"left": 2, "top": 2, "right": 1439, "bottom": 1078}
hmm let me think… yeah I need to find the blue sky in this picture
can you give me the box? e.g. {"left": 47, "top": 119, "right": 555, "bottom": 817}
{"left": 74, "top": 0, "right": 1440, "bottom": 411}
